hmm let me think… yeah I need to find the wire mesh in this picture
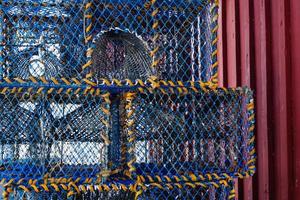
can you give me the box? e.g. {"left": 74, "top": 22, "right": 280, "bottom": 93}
{"left": 1, "top": 186, "right": 136, "bottom": 200}
{"left": 0, "top": 91, "right": 111, "bottom": 183}
{"left": 125, "top": 88, "right": 255, "bottom": 183}
{"left": 1, "top": 189, "right": 71, "bottom": 200}
{"left": 91, "top": 30, "right": 153, "bottom": 80}
{"left": 0, "top": 1, "right": 257, "bottom": 199}
{"left": 0, "top": 0, "right": 86, "bottom": 79}
{"left": 0, "top": 84, "right": 255, "bottom": 199}
{"left": 0, "top": 179, "right": 234, "bottom": 200}
{"left": 138, "top": 181, "right": 235, "bottom": 200}
{"left": 0, "top": 0, "right": 218, "bottom": 83}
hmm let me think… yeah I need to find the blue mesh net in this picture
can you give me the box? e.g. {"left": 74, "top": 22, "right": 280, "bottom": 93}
{"left": 125, "top": 87, "right": 255, "bottom": 183}
{"left": 0, "top": 187, "right": 136, "bottom": 200}
{"left": 0, "top": 84, "right": 254, "bottom": 199}
{"left": 0, "top": 180, "right": 234, "bottom": 200}
{"left": 0, "top": 0, "right": 86, "bottom": 80}
{"left": 0, "top": 0, "right": 256, "bottom": 199}
{"left": 0, "top": 0, "right": 218, "bottom": 83}
{"left": 0, "top": 91, "right": 111, "bottom": 183}
{"left": 138, "top": 181, "right": 235, "bottom": 200}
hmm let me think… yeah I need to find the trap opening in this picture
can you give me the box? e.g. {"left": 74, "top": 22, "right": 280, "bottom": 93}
{"left": 92, "top": 29, "right": 154, "bottom": 80}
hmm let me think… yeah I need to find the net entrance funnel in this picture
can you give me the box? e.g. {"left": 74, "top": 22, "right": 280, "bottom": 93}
{"left": 91, "top": 29, "right": 154, "bottom": 81}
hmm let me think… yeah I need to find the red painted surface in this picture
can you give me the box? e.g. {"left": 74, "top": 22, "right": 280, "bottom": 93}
{"left": 290, "top": 0, "right": 300, "bottom": 198}
{"left": 270, "top": 1, "right": 289, "bottom": 199}
{"left": 290, "top": 0, "right": 300, "bottom": 197}
{"left": 218, "top": 0, "right": 300, "bottom": 199}
{"left": 238, "top": 0, "right": 253, "bottom": 199}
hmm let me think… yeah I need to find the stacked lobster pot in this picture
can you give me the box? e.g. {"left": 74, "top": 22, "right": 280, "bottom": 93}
{"left": 0, "top": 0, "right": 255, "bottom": 199}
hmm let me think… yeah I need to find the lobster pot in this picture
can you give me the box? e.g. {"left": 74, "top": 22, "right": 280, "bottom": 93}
{"left": 127, "top": 88, "right": 254, "bottom": 182}
{"left": 91, "top": 0, "right": 218, "bottom": 82}
{"left": 5, "top": 187, "right": 136, "bottom": 200}
{"left": 138, "top": 181, "right": 234, "bottom": 200}
{"left": 0, "top": 0, "right": 217, "bottom": 82}
{"left": 0, "top": 92, "right": 110, "bottom": 183}
{"left": 0, "top": 1, "right": 86, "bottom": 80}
{"left": 2, "top": 189, "right": 70, "bottom": 200}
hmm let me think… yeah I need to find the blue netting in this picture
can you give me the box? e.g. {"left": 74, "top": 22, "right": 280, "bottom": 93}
{"left": 125, "top": 88, "right": 255, "bottom": 183}
{"left": 0, "top": 184, "right": 136, "bottom": 200}
{"left": 138, "top": 181, "right": 235, "bottom": 200}
{"left": 0, "top": 180, "right": 235, "bottom": 200}
{"left": 1, "top": 0, "right": 86, "bottom": 79}
{"left": 0, "top": 91, "right": 111, "bottom": 183}
{"left": 0, "top": 84, "right": 254, "bottom": 199}
{"left": 0, "top": 0, "right": 218, "bottom": 83}
{"left": 0, "top": 1, "right": 256, "bottom": 199}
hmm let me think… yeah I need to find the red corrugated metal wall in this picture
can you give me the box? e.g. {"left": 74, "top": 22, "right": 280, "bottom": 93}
{"left": 217, "top": 0, "right": 300, "bottom": 199}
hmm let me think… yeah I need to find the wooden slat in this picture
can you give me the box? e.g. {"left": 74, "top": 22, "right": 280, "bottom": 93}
{"left": 225, "top": 1, "right": 240, "bottom": 199}
{"left": 238, "top": 0, "right": 253, "bottom": 199}
{"left": 290, "top": 0, "right": 300, "bottom": 198}
{"left": 226, "top": 0, "right": 237, "bottom": 88}
{"left": 270, "top": 0, "right": 290, "bottom": 199}
{"left": 217, "top": 0, "right": 225, "bottom": 87}
{"left": 218, "top": 0, "right": 300, "bottom": 199}
{"left": 252, "top": 0, "right": 270, "bottom": 199}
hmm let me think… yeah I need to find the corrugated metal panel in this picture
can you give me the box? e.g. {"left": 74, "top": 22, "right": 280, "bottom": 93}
{"left": 217, "top": 0, "right": 300, "bottom": 199}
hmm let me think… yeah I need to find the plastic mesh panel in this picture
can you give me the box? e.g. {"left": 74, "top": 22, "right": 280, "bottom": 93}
{"left": 4, "top": 188, "right": 136, "bottom": 200}
{"left": 0, "top": 83, "right": 254, "bottom": 199}
{"left": 0, "top": 1, "right": 256, "bottom": 199}
{"left": 138, "top": 182, "right": 234, "bottom": 200}
{"left": 127, "top": 88, "right": 254, "bottom": 182}
{"left": 91, "top": 0, "right": 218, "bottom": 82}
{"left": 0, "top": 92, "right": 110, "bottom": 183}
{"left": 0, "top": 0, "right": 218, "bottom": 83}
{"left": 1, "top": 0, "right": 87, "bottom": 79}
